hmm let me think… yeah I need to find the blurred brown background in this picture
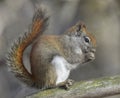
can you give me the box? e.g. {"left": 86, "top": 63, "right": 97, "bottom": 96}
{"left": 0, "top": 0, "right": 120, "bottom": 98}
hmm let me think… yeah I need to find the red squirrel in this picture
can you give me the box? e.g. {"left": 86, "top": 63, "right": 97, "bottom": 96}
{"left": 7, "top": 8, "right": 96, "bottom": 90}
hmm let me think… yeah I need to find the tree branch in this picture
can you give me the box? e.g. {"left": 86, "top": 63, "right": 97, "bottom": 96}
{"left": 26, "top": 75, "right": 120, "bottom": 98}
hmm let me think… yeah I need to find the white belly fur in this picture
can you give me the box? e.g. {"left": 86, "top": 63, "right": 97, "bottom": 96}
{"left": 51, "top": 56, "right": 70, "bottom": 85}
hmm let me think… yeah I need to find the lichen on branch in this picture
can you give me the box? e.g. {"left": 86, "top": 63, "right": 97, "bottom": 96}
{"left": 26, "top": 75, "right": 120, "bottom": 98}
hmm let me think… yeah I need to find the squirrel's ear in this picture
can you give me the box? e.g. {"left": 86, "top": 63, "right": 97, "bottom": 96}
{"left": 76, "top": 24, "right": 81, "bottom": 32}
{"left": 76, "top": 22, "right": 86, "bottom": 32}
{"left": 82, "top": 24, "right": 86, "bottom": 29}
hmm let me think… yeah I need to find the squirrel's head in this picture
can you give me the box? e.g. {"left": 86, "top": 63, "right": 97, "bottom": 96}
{"left": 63, "top": 22, "right": 96, "bottom": 64}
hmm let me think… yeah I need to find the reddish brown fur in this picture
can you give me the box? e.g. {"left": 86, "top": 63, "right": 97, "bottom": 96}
{"left": 15, "top": 20, "right": 44, "bottom": 70}
{"left": 7, "top": 9, "right": 49, "bottom": 87}
{"left": 81, "top": 26, "right": 96, "bottom": 47}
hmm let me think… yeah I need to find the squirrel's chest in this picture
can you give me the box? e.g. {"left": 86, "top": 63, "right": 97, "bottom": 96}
{"left": 51, "top": 56, "right": 70, "bottom": 85}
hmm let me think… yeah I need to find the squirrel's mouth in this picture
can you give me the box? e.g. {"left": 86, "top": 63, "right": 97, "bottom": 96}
{"left": 84, "top": 52, "right": 95, "bottom": 63}
{"left": 89, "top": 52, "right": 95, "bottom": 59}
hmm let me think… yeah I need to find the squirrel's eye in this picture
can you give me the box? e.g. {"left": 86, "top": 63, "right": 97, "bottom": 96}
{"left": 84, "top": 36, "right": 90, "bottom": 43}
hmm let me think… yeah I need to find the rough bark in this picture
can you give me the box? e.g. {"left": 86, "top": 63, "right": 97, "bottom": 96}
{"left": 26, "top": 75, "right": 120, "bottom": 98}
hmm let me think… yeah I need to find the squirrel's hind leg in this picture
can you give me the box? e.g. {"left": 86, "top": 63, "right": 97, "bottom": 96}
{"left": 56, "top": 79, "right": 75, "bottom": 90}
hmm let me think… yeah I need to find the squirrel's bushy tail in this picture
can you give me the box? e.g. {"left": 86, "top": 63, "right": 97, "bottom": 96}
{"left": 7, "top": 8, "right": 48, "bottom": 87}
